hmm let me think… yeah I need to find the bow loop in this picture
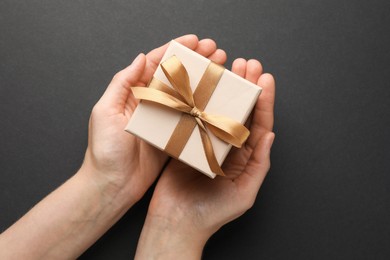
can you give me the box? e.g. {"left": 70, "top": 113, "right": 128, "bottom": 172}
{"left": 161, "top": 56, "right": 195, "bottom": 107}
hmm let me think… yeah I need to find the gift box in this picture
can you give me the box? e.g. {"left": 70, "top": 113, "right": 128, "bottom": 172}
{"left": 125, "top": 40, "right": 261, "bottom": 178}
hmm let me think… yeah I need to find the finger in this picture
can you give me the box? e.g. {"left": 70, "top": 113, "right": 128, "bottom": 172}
{"left": 231, "top": 58, "right": 247, "bottom": 77}
{"left": 99, "top": 53, "right": 146, "bottom": 109}
{"left": 195, "top": 39, "right": 228, "bottom": 65}
{"left": 245, "top": 59, "right": 262, "bottom": 84}
{"left": 140, "top": 34, "right": 200, "bottom": 84}
{"left": 242, "top": 59, "right": 262, "bottom": 128}
{"left": 146, "top": 34, "right": 199, "bottom": 69}
{"left": 235, "top": 132, "right": 275, "bottom": 198}
{"left": 195, "top": 38, "right": 217, "bottom": 57}
{"left": 245, "top": 73, "right": 275, "bottom": 150}
{"left": 207, "top": 49, "right": 227, "bottom": 65}
{"left": 255, "top": 73, "right": 275, "bottom": 132}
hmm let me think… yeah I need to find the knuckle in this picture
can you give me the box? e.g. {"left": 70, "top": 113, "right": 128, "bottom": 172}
{"left": 112, "top": 71, "right": 124, "bottom": 84}
{"left": 112, "top": 71, "right": 122, "bottom": 82}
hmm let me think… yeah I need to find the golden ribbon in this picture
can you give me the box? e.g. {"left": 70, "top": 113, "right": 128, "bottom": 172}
{"left": 131, "top": 56, "right": 250, "bottom": 176}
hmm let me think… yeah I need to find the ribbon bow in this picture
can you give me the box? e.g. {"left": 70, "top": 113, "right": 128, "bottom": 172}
{"left": 131, "top": 56, "right": 250, "bottom": 176}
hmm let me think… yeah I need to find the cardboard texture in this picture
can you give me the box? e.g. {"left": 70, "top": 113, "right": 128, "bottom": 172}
{"left": 126, "top": 40, "right": 261, "bottom": 178}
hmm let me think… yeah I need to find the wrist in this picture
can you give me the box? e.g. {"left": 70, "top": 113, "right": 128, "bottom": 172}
{"left": 0, "top": 167, "right": 136, "bottom": 259}
{"left": 77, "top": 158, "right": 136, "bottom": 215}
{"left": 135, "top": 213, "right": 210, "bottom": 260}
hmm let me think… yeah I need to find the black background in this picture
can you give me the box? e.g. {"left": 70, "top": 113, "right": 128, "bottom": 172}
{"left": 1, "top": 1, "right": 389, "bottom": 259}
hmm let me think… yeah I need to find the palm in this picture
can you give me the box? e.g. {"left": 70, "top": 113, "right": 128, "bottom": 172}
{"left": 149, "top": 162, "right": 243, "bottom": 232}
{"left": 148, "top": 59, "right": 275, "bottom": 234}
{"left": 85, "top": 35, "right": 229, "bottom": 201}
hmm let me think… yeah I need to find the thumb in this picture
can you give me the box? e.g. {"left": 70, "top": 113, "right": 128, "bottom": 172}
{"left": 235, "top": 132, "right": 275, "bottom": 194}
{"left": 99, "top": 53, "right": 146, "bottom": 108}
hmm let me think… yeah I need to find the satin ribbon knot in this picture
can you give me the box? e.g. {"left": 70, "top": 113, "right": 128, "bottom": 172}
{"left": 189, "top": 107, "right": 202, "bottom": 118}
{"left": 131, "top": 55, "right": 250, "bottom": 176}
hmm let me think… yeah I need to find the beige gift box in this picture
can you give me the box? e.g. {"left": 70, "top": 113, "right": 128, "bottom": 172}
{"left": 125, "top": 40, "right": 261, "bottom": 178}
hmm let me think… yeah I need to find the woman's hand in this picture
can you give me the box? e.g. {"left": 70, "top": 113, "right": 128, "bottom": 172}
{"left": 135, "top": 58, "right": 275, "bottom": 260}
{"left": 81, "top": 35, "right": 228, "bottom": 207}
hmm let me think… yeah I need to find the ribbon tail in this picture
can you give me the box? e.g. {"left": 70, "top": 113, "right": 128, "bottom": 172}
{"left": 198, "top": 126, "right": 225, "bottom": 176}
{"left": 201, "top": 114, "right": 250, "bottom": 148}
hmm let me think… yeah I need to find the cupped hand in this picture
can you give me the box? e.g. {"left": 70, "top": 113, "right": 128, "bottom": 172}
{"left": 141, "top": 58, "right": 275, "bottom": 251}
{"left": 81, "top": 35, "right": 228, "bottom": 206}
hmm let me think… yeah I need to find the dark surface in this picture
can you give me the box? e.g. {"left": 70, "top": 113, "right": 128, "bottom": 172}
{"left": 1, "top": 0, "right": 389, "bottom": 259}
